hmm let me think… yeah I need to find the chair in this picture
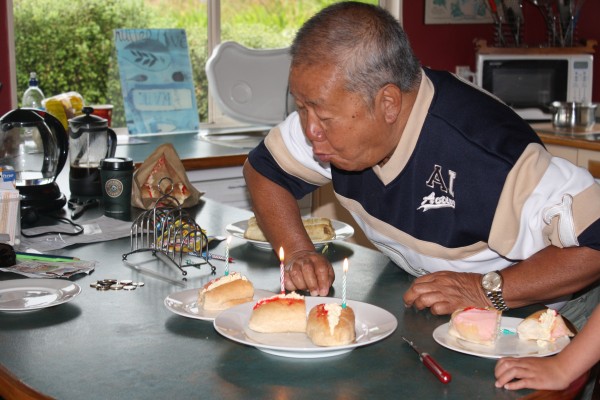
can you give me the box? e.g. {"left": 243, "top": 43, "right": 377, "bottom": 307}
{"left": 205, "top": 41, "right": 293, "bottom": 126}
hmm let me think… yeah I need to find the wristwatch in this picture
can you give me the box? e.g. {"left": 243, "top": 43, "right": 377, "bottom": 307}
{"left": 481, "top": 270, "right": 509, "bottom": 311}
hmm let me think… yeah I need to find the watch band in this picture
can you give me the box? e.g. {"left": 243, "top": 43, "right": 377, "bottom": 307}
{"left": 486, "top": 290, "right": 509, "bottom": 311}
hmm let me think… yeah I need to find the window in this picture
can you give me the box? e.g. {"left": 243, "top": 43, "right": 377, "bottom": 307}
{"left": 5, "top": 0, "right": 400, "bottom": 129}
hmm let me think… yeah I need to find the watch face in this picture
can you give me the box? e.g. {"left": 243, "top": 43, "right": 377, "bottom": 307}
{"left": 482, "top": 272, "right": 502, "bottom": 291}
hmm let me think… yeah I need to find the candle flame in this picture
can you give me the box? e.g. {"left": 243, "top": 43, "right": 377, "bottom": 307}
{"left": 279, "top": 247, "right": 284, "bottom": 262}
{"left": 343, "top": 258, "right": 348, "bottom": 273}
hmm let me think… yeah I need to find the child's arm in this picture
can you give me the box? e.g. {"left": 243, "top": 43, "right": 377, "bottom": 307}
{"left": 495, "top": 306, "right": 600, "bottom": 391}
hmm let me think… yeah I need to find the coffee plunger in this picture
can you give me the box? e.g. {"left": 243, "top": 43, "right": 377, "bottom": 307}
{"left": 68, "top": 106, "right": 117, "bottom": 197}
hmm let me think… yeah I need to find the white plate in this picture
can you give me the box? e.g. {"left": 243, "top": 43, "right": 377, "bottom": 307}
{"left": 225, "top": 219, "right": 354, "bottom": 251}
{"left": 164, "top": 288, "right": 275, "bottom": 321}
{"left": 213, "top": 297, "right": 397, "bottom": 358}
{"left": 433, "top": 317, "right": 571, "bottom": 359}
{"left": 0, "top": 279, "right": 81, "bottom": 312}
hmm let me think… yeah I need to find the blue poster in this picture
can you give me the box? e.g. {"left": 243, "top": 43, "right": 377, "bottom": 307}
{"left": 114, "top": 29, "right": 200, "bottom": 134}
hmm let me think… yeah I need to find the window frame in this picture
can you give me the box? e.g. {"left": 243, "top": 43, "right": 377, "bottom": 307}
{"left": 2, "top": 0, "right": 402, "bottom": 126}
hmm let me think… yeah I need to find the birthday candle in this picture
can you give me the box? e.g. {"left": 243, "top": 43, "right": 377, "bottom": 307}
{"left": 224, "top": 235, "right": 232, "bottom": 276}
{"left": 279, "top": 247, "right": 285, "bottom": 293}
{"left": 342, "top": 258, "right": 348, "bottom": 308}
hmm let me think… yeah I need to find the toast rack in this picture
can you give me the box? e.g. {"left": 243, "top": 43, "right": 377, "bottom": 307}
{"left": 122, "top": 178, "right": 215, "bottom": 276}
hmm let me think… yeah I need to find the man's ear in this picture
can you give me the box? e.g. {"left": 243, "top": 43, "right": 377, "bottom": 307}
{"left": 379, "top": 84, "right": 402, "bottom": 124}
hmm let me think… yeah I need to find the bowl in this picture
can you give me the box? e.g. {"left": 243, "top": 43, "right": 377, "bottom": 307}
{"left": 549, "top": 101, "right": 598, "bottom": 129}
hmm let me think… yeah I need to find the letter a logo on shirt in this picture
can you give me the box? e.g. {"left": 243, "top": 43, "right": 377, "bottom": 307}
{"left": 418, "top": 165, "right": 457, "bottom": 212}
{"left": 425, "top": 165, "right": 448, "bottom": 193}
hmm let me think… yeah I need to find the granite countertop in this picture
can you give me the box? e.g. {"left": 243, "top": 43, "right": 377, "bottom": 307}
{"left": 532, "top": 122, "right": 600, "bottom": 151}
{"left": 113, "top": 126, "right": 269, "bottom": 170}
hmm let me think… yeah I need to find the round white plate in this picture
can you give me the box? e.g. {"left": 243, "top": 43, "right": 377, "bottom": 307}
{"left": 433, "top": 317, "right": 571, "bottom": 359}
{"left": 164, "top": 288, "right": 275, "bottom": 321}
{"left": 225, "top": 219, "right": 354, "bottom": 251}
{"left": 0, "top": 279, "right": 81, "bottom": 312}
{"left": 213, "top": 297, "right": 397, "bottom": 358}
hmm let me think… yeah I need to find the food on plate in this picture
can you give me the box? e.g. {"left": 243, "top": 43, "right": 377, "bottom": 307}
{"left": 244, "top": 216, "right": 335, "bottom": 242}
{"left": 248, "top": 292, "right": 307, "bottom": 333}
{"left": 306, "top": 303, "right": 356, "bottom": 346}
{"left": 517, "top": 308, "right": 575, "bottom": 345}
{"left": 447, "top": 307, "right": 502, "bottom": 346}
{"left": 142, "top": 155, "right": 191, "bottom": 205}
{"left": 197, "top": 272, "right": 254, "bottom": 311}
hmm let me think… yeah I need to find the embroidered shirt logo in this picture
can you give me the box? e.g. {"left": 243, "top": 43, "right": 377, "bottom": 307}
{"left": 417, "top": 165, "right": 456, "bottom": 212}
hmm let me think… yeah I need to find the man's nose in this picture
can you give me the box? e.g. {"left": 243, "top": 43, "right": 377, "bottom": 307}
{"left": 304, "top": 117, "right": 324, "bottom": 141}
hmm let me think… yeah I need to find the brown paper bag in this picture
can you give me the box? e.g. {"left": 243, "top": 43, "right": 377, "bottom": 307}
{"left": 131, "top": 143, "right": 203, "bottom": 209}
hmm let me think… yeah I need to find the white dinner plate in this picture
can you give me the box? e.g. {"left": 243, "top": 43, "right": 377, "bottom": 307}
{"left": 433, "top": 317, "right": 571, "bottom": 359}
{"left": 213, "top": 297, "right": 397, "bottom": 358}
{"left": 164, "top": 288, "right": 275, "bottom": 321}
{"left": 225, "top": 219, "right": 354, "bottom": 251}
{"left": 0, "top": 278, "right": 81, "bottom": 312}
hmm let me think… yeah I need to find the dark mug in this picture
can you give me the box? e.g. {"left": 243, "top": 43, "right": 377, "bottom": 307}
{"left": 99, "top": 157, "right": 134, "bottom": 220}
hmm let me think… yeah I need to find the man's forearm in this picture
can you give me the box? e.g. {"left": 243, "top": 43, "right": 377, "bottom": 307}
{"left": 243, "top": 161, "right": 315, "bottom": 256}
{"left": 502, "top": 245, "right": 600, "bottom": 308}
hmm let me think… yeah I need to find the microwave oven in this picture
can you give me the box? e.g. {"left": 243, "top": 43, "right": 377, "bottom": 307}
{"left": 476, "top": 53, "right": 593, "bottom": 121}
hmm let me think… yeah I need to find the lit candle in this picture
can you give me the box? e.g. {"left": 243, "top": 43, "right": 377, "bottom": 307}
{"left": 279, "top": 247, "right": 285, "bottom": 294}
{"left": 342, "top": 258, "right": 348, "bottom": 308}
{"left": 224, "top": 235, "right": 232, "bottom": 276}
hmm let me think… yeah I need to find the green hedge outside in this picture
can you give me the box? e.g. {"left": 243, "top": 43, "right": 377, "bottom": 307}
{"left": 14, "top": 0, "right": 376, "bottom": 127}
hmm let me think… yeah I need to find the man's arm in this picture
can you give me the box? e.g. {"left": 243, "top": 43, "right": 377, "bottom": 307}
{"left": 243, "top": 160, "right": 334, "bottom": 295}
{"left": 403, "top": 245, "right": 600, "bottom": 315}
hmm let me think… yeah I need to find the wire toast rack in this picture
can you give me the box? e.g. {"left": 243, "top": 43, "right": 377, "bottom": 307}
{"left": 122, "top": 178, "right": 215, "bottom": 276}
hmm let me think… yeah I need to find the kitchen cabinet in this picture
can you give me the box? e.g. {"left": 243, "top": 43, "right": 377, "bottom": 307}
{"left": 534, "top": 123, "right": 600, "bottom": 179}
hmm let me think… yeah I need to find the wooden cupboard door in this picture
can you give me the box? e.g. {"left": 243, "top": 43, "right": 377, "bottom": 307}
{"left": 577, "top": 149, "right": 600, "bottom": 180}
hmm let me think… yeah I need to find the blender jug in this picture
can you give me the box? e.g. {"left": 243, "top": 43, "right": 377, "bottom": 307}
{"left": 69, "top": 107, "right": 117, "bottom": 197}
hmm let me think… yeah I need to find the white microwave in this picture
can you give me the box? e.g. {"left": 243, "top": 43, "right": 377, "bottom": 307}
{"left": 476, "top": 53, "right": 593, "bottom": 121}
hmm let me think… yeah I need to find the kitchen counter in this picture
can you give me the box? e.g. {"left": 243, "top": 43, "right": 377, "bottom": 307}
{"left": 111, "top": 122, "right": 600, "bottom": 173}
{"left": 113, "top": 126, "right": 269, "bottom": 170}
{"left": 532, "top": 122, "right": 600, "bottom": 150}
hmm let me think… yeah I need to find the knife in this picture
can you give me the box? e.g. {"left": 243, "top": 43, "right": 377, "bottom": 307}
{"left": 402, "top": 336, "right": 452, "bottom": 384}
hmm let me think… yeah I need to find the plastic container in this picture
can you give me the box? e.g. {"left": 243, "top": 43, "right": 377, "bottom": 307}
{"left": 22, "top": 72, "right": 45, "bottom": 109}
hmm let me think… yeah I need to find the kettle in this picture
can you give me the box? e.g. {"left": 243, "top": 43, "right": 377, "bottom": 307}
{"left": 0, "top": 108, "right": 68, "bottom": 212}
{"left": 68, "top": 106, "right": 117, "bottom": 197}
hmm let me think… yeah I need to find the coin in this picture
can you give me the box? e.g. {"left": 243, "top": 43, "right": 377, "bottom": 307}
{"left": 123, "top": 285, "right": 136, "bottom": 291}
{"left": 119, "top": 279, "right": 133, "bottom": 285}
{"left": 96, "top": 285, "right": 110, "bottom": 291}
{"left": 133, "top": 282, "right": 145, "bottom": 287}
{"left": 110, "top": 284, "right": 124, "bottom": 290}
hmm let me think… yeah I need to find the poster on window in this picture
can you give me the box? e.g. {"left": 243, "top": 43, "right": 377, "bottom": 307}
{"left": 114, "top": 29, "right": 200, "bottom": 135}
{"left": 425, "top": 0, "right": 493, "bottom": 24}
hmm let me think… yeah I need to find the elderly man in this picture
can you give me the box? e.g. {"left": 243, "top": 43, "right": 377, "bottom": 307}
{"left": 243, "top": 1, "right": 600, "bottom": 329}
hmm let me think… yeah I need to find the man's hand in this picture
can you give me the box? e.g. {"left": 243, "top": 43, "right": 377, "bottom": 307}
{"left": 285, "top": 250, "right": 334, "bottom": 296}
{"left": 402, "top": 271, "right": 489, "bottom": 315}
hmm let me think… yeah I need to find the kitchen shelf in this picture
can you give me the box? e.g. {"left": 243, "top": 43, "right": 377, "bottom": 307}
{"left": 474, "top": 39, "right": 597, "bottom": 55}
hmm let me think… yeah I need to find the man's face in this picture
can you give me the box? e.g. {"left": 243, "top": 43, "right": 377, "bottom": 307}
{"left": 289, "top": 64, "right": 396, "bottom": 171}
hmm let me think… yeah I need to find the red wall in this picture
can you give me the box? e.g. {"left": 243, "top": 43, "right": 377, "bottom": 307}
{"left": 403, "top": 0, "right": 600, "bottom": 102}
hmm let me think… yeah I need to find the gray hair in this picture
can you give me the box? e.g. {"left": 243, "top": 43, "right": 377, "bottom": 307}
{"left": 290, "top": 1, "right": 422, "bottom": 108}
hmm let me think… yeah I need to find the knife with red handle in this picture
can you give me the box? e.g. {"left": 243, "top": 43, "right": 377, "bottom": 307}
{"left": 402, "top": 336, "right": 452, "bottom": 384}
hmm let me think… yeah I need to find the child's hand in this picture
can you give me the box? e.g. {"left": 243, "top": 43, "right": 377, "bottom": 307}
{"left": 495, "top": 356, "right": 573, "bottom": 391}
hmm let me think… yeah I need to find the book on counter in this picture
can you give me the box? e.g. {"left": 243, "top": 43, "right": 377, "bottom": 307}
{"left": 114, "top": 29, "right": 200, "bottom": 135}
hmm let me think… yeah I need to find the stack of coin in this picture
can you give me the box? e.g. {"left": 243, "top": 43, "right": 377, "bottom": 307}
{"left": 90, "top": 279, "right": 145, "bottom": 291}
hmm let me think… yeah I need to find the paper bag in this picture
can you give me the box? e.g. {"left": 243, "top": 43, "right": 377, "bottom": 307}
{"left": 131, "top": 143, "right": 203, "bottom": 209}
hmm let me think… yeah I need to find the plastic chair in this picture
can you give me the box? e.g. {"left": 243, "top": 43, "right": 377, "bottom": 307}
{"left": 205, "top": 41, "right": 293, "bottom": 125}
